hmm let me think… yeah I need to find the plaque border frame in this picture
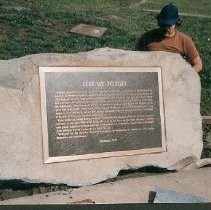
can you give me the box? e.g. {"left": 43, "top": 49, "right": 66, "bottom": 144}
{"left": 39, "top": 66, "right": 166, "bottom": 163}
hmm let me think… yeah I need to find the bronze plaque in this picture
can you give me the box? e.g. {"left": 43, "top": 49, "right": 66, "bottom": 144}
{"left": 39, "top": 67, "right": 166, "bottom": 163}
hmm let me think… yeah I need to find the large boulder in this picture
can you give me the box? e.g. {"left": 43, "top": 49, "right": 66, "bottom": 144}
{"left": 0, "top": 48, "right": 202, "bottom": 186}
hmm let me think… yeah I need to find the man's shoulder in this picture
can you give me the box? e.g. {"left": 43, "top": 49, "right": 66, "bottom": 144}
{"left": 176, "top": 30, "right": 193, "bottom": 41}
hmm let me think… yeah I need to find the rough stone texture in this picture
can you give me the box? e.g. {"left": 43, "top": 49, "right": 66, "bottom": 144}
{"left": 0, "top": 48, "right": 202, "bottom": 186}
{"left": 1, "top": 167, "right": 210, "bottom": 204}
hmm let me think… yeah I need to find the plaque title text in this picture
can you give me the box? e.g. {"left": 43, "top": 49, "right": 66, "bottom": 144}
{"left": 82, "top": 80, "right": 127, "bottom": 87}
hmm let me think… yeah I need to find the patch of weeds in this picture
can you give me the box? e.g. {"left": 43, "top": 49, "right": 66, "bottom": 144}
{"left": 202, "top": 124, "right": 211, "bottom": 142}
{"left": 202, "top": 123, "right": 211, "bottom": 158}
{"left": 201, "top": 148, "right": 211, "bottom": 159}
{"left": 140, "top": 0, "right": 211, "bottom": 16}
{"left": 0, "top": 9, "right": 137, "bottom": 58}
{"left": 201, "top": 86, "right": 211, "bottom": 115}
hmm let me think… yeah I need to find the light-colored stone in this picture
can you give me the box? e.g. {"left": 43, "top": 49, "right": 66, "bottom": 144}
{"left": 1, "top": 167, "right": 210, "bottom": 204}
{"left": 70, "top": 24, "right": 107, "bottom": 37}
{"left": 196, "top": 158, "right": 211, "bottom": 168}
{"left": 0, "top": 48, "right": 202, "bottom": 186}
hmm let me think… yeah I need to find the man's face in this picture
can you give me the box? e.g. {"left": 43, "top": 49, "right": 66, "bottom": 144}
{"left": 160, "top": 24, "right": 176, "bottom": 37}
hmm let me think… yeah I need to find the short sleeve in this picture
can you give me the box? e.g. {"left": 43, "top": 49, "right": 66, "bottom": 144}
{"left": 183, "top": 36, "right": 200, "bottom": 64}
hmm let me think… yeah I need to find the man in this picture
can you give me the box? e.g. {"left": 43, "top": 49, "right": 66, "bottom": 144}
{"left": 136, "top": 3, "right": 202, "bottom": 72}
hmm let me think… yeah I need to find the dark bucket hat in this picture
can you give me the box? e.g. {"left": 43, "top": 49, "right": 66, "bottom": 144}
{"left": 158, "top": 3, "right": 179, "bottom": 26}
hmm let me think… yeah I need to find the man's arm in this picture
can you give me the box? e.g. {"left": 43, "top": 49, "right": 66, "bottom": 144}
{"left": 191, "top": 56, "right": 203, "bottom": 73}
{"left": 184, "top": 36, "right": 202, "bottom": 73}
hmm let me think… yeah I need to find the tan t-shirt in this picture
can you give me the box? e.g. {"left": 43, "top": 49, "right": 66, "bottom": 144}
{"left": 137, "top": 29, "right": 199, "bottom": 64}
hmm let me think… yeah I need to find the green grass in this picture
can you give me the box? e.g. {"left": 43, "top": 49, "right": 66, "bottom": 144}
{"left": 0, "top": 0, "right": 210, "bottom": 115}
{"left": 140, "top": 0, "right": 211, "bottom": 16}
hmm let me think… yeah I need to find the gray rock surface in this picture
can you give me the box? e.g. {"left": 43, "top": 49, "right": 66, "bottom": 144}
{"left": 0, "top": 48, "right": 202, "bottom": 186}
{"left": 1, "top": 167, "right": 210, "bottom": 204}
